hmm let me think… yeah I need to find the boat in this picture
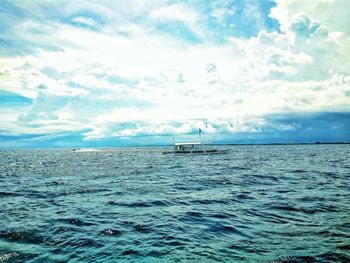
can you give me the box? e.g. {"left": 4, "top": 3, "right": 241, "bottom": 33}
{"left": 162, "top": 142, "right": 225, "bottom": 154}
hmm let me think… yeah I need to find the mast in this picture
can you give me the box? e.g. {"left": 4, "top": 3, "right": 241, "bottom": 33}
{"left": 198, "top": 128, "right": 202, "bottom": 143}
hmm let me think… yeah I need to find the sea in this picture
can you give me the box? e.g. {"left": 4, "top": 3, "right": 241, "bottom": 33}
{"left": 0, "top": 144, "right": 349, "bottom": 262}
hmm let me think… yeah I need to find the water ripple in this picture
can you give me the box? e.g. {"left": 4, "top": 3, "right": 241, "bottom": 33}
{"left": 0, "top": 145, "right": 349, "bottom": 262}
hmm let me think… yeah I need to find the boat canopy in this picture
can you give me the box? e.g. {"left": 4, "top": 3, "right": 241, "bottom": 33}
{"left": 174, "top": 142, "right": 202, "bottom": 146}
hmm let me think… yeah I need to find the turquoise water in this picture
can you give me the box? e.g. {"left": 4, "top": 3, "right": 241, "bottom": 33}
{"left": 0, "top": 145, "right": 349, "bottom": 262}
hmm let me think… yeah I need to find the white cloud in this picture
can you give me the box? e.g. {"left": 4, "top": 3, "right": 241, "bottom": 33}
{"left": 271, "top": 0, "right": 350, "bottom": 35}
{"left": 150, "top": 3, "right": 199, "bottom": 24}
{"left": 1, "top": 0, "right": 349, "bottom": 141}
{"left": 270, "top": 0, "right": 350, "bottom": 60}
{"left": 71, "top": 16, "right": 99, "bottom": 28}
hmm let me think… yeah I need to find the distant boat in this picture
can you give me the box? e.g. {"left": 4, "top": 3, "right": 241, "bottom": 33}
{"left": 71, "top": 148, "right": 101, "bottom": 152}
{"left": 162, "top": 142, "right": 225, "bottom": 155}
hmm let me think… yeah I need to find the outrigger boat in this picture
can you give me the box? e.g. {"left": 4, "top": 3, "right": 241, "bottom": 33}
{"left": 163, "top": 128, "right": 227, "bottom": 154}
{"left": 162, "top": 142, "right": 225, "bottom": 155}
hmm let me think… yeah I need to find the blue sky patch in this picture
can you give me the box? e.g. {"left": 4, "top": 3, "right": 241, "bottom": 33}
{"left": 0, "top": 90, "right": 33, "bottom": 107}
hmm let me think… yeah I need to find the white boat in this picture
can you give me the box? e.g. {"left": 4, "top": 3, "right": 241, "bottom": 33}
{"left": 162, "top": 142, "right": 225, "bottom": 154}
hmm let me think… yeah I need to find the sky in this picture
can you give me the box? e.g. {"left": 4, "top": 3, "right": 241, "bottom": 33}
{"left": 0, "top": 0, "right": 349, "bottom": 147}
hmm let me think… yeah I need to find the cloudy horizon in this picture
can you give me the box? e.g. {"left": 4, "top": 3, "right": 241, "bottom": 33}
{"left": 1, "top": 0, "right": 350, "bottom": 148}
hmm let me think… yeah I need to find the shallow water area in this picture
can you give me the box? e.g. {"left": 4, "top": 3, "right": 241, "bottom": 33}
{"left": 0, "top": 145, "right": 349, "bottom": 262}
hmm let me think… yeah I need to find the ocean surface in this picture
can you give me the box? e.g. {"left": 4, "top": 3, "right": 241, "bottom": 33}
{"left": 0, "top": 144, "right": 349, "bottom": 262}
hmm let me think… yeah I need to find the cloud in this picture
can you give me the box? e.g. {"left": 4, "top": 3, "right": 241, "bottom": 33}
{"left": 0, "top": 0, "right": 349, "bottom": 146}
{"left": 150, "top": 3, "right": 198, "bottom": 24}
{"left": 271, "top": 0, "right": 350, "bottom": 35}
{"left": 270, "top": 0, "right": 350, "bottom": 60}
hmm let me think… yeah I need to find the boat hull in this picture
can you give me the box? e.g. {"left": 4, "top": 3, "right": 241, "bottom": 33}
{"left": 162, "top": 149, "right": 226, "bottom": 155}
